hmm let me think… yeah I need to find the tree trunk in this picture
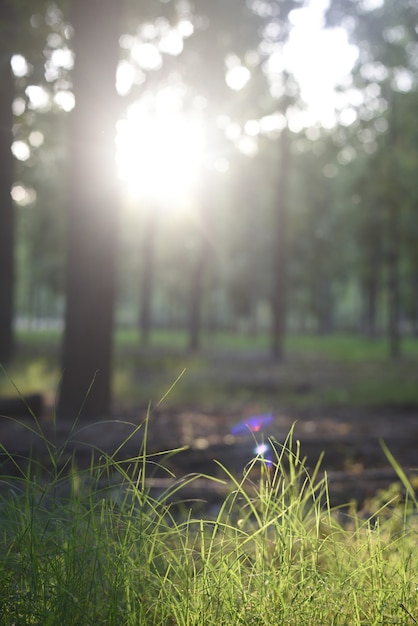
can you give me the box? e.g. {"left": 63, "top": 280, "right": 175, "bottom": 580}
{"left": 360, "top": 199, "right": 382, "bottom": 338}
{"left": 362, "top": 277, "right": 377, "bottom": 338}
{"left": 139, "top": 205, "right": 158, "bottom": 347}
{"left": 244, "top": 163, "right": 261, "bottom": 338}
{"left": 318, "top": 279, "right": 334, "bottom": 335}
{"left": 58, "top": 0, "right": 121, "bottom": 419}
{"left": 387, "top": 208, "right": 401, "bottom": 358}
{"left": 362, "top": 250, "right": 379, "bottom": 339}
{"left": 188, "top": 176, "right": 213, "bottom": 352}
{"left": 271, "top": 127, "right": 290, "bottom": 360}
{"left": 0, "top": 2, "right": 16, "bottom": 363}
{"left": 386, "top": 98, "right": 401, "bottom": 359}
{"left": 189, "top": 244, "right": 207, "bottom": 352}
{"left": 413, "top": 271, "right": 418, "bottom": 338}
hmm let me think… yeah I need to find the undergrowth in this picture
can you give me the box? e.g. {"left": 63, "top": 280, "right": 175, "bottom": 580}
{"left": 0, "top": 412, "right": 417, "bottom": 625}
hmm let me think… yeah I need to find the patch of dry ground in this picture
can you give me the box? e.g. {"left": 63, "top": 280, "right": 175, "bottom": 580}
{"left": 1, "top": 347, "right": 417, "bottom": 507}
{"left": 0, "top": 402, "right": 417, "bottom": 509}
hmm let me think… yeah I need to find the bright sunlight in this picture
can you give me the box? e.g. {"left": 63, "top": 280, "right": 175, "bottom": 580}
{"left": 285, "top": 4, "right": 358, "bottom": 130}
{"left": 115, "top": 96, "right": 206, "bottom": 207}
{"left": 114, "top": 0, "right": 358, "bottom": 207}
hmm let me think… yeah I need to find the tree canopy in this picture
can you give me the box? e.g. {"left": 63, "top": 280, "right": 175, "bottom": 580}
{"left": 2, "top": 0, "right": 418, "bottom": 415}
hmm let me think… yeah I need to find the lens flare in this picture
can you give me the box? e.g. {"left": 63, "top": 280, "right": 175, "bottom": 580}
{"left": 254, "top": 443, "right": 269, "bottom": 455}
{"left": 231, "top": 413, "right": 273, "bottom": 435}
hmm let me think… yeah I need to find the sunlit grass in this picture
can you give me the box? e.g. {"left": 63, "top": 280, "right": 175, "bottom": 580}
{"left": 0, "top": 358, "right": 59, "bottom": 401}
{"left": 14, "top": 326, "right": 418, "bottom": 360}
{"left": 3, "top": 328, "right": 418, "bottom": 409}
{"left": 0, "top": 418, "right": 417, "bottom": 625}
{"left": 289, "top": 332, "right": 418, "bottom": 361}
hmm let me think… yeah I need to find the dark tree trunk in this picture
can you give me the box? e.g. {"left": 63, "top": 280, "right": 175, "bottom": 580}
{"left": 362, "top": 253, "right": 379, "bottom": 339}
{"left": 361, "top": 201, "right": 382, "bottom": 339}
{"left": 243, "top": 163, "right": 261, "bottom": 337}
{"left": 386, "top": 99, "right": 401, "bottom": 359}
{"left": 318, "top": 279, "right": 334, "bottom": 335}
{"left": 58, "top": 0, "right": 121, "bottom": 419}
{"left": 387, "top": 209, "right": 401, "bottom": 358}
{"left": 413, "top": 271, "right": 418, "bottom": 338}
{"left": 0, "top": 2, "right": 16, "bottom": 363}
{"left": 139, "top": 206, "right": 158, "bottom": 347}
{"left": 362, "top": 277, "right": 378, "bottom": 338}
{"left": 271, "top": 127, "right": 290, "bottom": 360}
{"left": 189, "top": 244, "right": 206, "bottom": 352}
{"left": 188, "top": 176, "right": 213, "bottom": 352}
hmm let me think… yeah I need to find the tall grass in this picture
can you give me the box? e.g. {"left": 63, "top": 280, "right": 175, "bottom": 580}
{"left": 0, "top": 416, "right": 417, "bottom": 625}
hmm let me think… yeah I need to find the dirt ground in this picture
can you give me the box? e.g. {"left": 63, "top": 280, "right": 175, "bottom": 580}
{"left": 2, "top": 343, "right": 417, "bottom": 516}
{"left": 0, "top": 399, "right": 417, "bottom": 510}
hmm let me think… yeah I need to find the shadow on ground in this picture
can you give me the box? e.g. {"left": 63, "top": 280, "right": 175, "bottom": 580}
{"left": 1, "top": 349, "right": 417, "bottom": 511}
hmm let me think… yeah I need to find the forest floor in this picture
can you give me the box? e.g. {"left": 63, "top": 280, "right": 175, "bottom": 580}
{"left": 1, "top": 347, "right": 417, "bottom": 512}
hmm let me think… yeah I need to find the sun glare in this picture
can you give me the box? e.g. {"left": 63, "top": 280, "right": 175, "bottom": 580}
{"left": 284, "top": 0, "right": 358, "bottom": 129}
{"left": 113, "top": 0, "right": 358, "bottom": 204}
{"left": 116, "top": 99, "right": 206, "bottom": 207}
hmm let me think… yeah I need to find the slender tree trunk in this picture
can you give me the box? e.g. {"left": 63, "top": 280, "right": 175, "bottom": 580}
{"left": 412, "top": 270, "right": 418, "bottom": 338}
{"left": 362, "top": 276, "right": 377, "bottom": 338}
{"left": 188, "top": 222, "right": 211, "bottom": 353}
{"left": 361, "top": 203, "right": 381, "bottom": 338}
{"left": 58, "top": 0, "right": 121, "bottom": 419}
{"left": 386, "top": 99, "right": 401, "bottom": 359}
{"left": 189, "top": 247, "right": 206, "bottom": 352}
{"left": 271, "top": 127, "right": 290, "bottom": 360}
{"left": 0, "top": 2, "right": 16, "bottom": 363}
{"left": 387, "top": 208, "right": 401, "bottom": 358}
{"left": 139, "top": 205, "right": 158, "bottom": 347}
{"left": 188, "top": 176, "right": 213, "bottom": 352}
{"left": 318, "top": 279, "right": 334, "bottom": 335}
{"left": 244, "top": 164, "right": 261, "bottom": 337}
{"left": 363, "top": 248, "right": 379, "bottom": 337}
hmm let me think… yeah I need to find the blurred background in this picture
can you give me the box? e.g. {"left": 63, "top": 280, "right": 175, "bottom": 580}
{"left": 0, "top": 0, "right": 417, "bottom": 433}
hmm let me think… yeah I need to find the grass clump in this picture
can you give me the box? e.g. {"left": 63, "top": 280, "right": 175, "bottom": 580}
{"left": 0, "top": 420, "right": 417, "bottom": 625}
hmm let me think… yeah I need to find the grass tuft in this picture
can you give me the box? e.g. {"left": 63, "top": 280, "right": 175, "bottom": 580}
{"left": 0, "top": 416, "right": 417, "bottom": 624}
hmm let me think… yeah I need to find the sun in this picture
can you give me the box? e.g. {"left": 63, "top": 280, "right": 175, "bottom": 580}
{"left": 115, "top": 96, "right": 206, "bottom": 208}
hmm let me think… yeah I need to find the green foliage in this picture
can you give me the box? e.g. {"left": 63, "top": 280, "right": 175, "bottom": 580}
{"left": 8, "top": 0, "right": 418, "bottom": 349}
{"left": 0, "top": 419, "right": 417, "bottom": 624}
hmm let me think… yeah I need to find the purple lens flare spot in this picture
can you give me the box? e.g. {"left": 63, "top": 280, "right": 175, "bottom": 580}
{"left": 231, "top": 413, "right": 274, "bottom": 435}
